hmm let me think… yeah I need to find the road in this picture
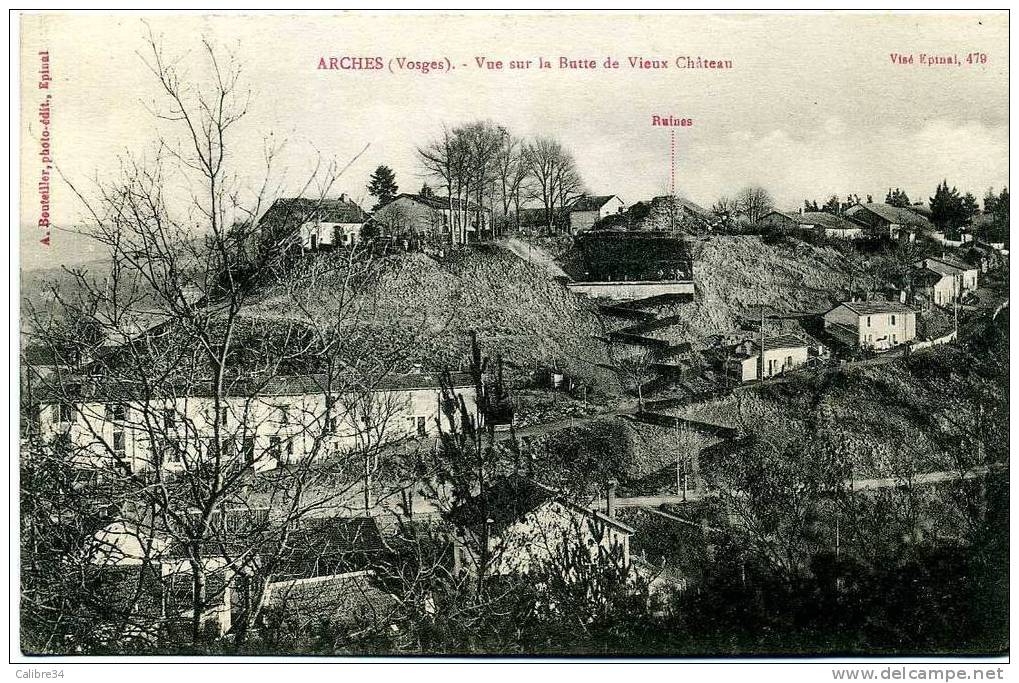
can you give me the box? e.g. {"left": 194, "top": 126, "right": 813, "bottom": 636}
{"left": 498, "top": 237, "right": 572, "bottom": 280}
{"left": 593, "top": 464, "right": 1007, "bottom": 510}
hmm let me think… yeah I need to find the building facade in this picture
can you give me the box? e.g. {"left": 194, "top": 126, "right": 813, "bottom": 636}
{"left": 34, "top": 373, "right": 476, "bottom": 475}
{"left": 569, "top": 195, "right": 626, "bottom": 233}
{"left": 726, "top": 334, "right": 813, "bottom": 382}
{"left": 371, "top": 193, "right": 492, "bottom": 243}
{"left": 823, "top": 301, "right": 917, "bottom": 350}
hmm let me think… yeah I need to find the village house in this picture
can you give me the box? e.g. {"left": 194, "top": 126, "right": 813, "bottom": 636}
{"left": 89, "top": 520, "right": 244, "bottom": 640}
{"left": 842, "top": 203, "right": 933, "bottom": 240}
{"left": 34, "top": 372, "right": 476, "bottom": 476}
{"left": 759, "top": 210, "right": 864, "bottom": 239}
{"left": 371, "top": 192, "right": 492, "bottom": 243}
{"left": 913, "top": 254, "right": 980, "bottom": 305}
{"left": 449, "top": 476, "right": 634, "bottom": 577}
{"left": 725, "top": 333, "right": 816, "bottom": 382}
{"left": 258, "top": 196, "right": 369, "bottom": 251}
{"left": 568, "top": 194, "right": 626, "bottom": 233}
{"left": 823, "top": 301, "right": 917, "bottom": 350}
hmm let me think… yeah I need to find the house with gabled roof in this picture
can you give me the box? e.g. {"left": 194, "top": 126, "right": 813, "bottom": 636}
{"left": 569, "top": 194, "right": 626, "bottom": 233}
{"left": 823, "top": 300, "right": 917, "bottom": 350}
{"left": 259, "top": 195, "right": 369, "bottom": 251}
{"left": 759, "top": 210, "right": 864, "bottom": 239}
{"left": 913, "top": 254, "right": 979, "bottom": 305}
{"left": 725, "top": 333, "right": 819, "bottom": 382}
{"left": 371, "top": 192, "right": 492, "bottom": 243}
{"left": 843, "top": 203, "right": 933, "bottom": 240}
{"left": 448, "top": 475, "right": 634, "bottom": 577}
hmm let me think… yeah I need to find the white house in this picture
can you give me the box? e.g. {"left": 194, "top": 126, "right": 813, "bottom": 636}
{"left": 823, "top": 301, "right": 917, "bottom": 350}
{"left": 726, "top": 334, "right": 814, "bottom": 382}
{"left": 913, "top": 255, "right": 979, "bottom": 305}
{"left": 35, "top": 372, "right": 476, "bottom": 476}
{"left": 259, "top": 196, "right": 369, "bottom": 250}
{"left": 568, "top": 195, "right": 626, "bottom": 233}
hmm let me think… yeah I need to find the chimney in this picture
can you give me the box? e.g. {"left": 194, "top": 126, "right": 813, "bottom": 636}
{"left": 340, "top": 192, "right": 348, "bottom": 202}
{"left": 605, "top": 479, "right": 618, "bottom": 517}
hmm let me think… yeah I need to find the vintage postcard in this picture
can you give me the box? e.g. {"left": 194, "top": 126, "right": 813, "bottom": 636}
{"left": 15, "top": 10, "right": 1010, "bottom": 666}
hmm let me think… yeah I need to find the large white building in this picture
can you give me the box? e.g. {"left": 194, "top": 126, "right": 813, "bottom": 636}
{"left": 34, "top": 372, "right": 476, "bottom": 475}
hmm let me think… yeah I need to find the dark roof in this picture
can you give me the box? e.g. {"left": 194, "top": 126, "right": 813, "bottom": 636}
{"left": 838, "top": 300, "right": 916, "bottom": 316}
{"left": 849, "top": 203, "right": 933, "bottom": 229}
{"left": 793, "top": 211, "right": 862, "bottom": 231}
{"left": 571, "top": 195, "right": 619, "bottom": 212}
{"left": 753, "top": 333, "right": 813, "bottom": 352}
{"left": 449, "top": 475, "right": 635, "bottom": 537}
{"left": 384, "top": 192, "right": 488, "bottom": 213}
{"left": 296, "top": 516, "right": 387, "bottom": 555}
{"left": 34, "top": 371, "right": 475, "bottom": 403}
{"left": 448, "top": 475, "right": 556, "bottom": 533}
{"left": 264, "top": 571, "right": 398, "bottom": 626}
{"left": 260, "top": 197, "right": 368, "bottom": 226}
{"left": 930, "top": 255, "right": 975, "bottom": 271}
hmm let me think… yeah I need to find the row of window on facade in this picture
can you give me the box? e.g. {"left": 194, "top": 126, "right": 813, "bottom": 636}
{"left": 50, "top": 403, "right": 430, "bottom": 434}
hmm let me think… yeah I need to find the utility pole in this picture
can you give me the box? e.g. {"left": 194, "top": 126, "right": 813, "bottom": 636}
{"left": 759, "top": 303, "right": 767, "bottom": 381}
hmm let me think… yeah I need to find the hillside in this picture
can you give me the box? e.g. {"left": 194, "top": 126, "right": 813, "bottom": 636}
{"left": 675, "top": 312, "right": 1009, "bottom": 479}
{"left": 244, "top": 246, "right": 621, "bottom": 393}
{"left": 625, "top": 235, "right": 857, "bottom": 347}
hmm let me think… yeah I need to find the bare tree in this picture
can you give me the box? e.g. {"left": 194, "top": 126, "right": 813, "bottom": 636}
{"left": 523, "top": 137, "right": 585, "bottom": 234}
{"left": 735, "top": 186, "right": 774, "bottom": 225}
{"left": 20, "top": 32, "right": 408, "bottom": 651}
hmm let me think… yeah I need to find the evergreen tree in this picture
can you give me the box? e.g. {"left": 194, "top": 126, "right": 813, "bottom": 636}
{"left": 821, "top": 194, "right": 840, "bottom": 215}
{"left": 367, "top": 165, "right": 399, "bottom": 210}
{"left": 885, "top": 188, "right": 911, "bottom": 208}
{"left": 961, "top": 192, "right": 980, "bottom": 224}
{"left": 803, "top": 199, "right": 819, "bottom": 212}
{"left": 929, "top": 179, "right": 964, "bottom": 231}
{"left": 983, "top": 187, "right": 999, "bottom": 214}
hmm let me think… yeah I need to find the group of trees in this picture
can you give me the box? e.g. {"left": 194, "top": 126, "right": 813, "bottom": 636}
{"left": 417, "top": 121, "right": 585, "bottom": 240}
{"left": 711, "top": 186, "right": 775, "bottom": 230}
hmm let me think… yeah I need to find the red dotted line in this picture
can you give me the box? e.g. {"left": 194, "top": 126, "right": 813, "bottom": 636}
{"left": 670, "top": 129, "right": 675, "bottom": 196}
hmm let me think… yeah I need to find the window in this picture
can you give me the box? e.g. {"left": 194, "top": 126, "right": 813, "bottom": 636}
{"left": 56, "top": 403, "right": 74, "bottom": 423}
{"left": 892, "top": 334, "right": 897, "bottom": 344}
{"left": 165, "top": 439, "right": 181, "bottom": 464}
{"left": 221, "top": 439, "right": 236, "bottom": 457}
{"left": 277, "top": 406, "right": 290, "bottom": 426}
{"left": 286, "top": 439, "right": 294, "bottom": 460}
{"left": 242, "top": 437, "right": 255, "bottom": 465}
{"left": 866, "top": 316, "right": 871, "bottom": 327}
{"left": 416, "top": 416, "right": 427, "bottom": 436}
{"left": 163, "top": 408, "right": 176, "bottom": 430}
{"left": 891, "top": 314, "right": 897, "bottom": 325}
{"left": 326, "top": 416, "right": 337, "bottom": 434}
{"left": 785, "top": 355, "right": 793, "bottom": 368}
{"left": 105, "top": 404, "right": 127, "bottom": 421}
{"left": 268, "top": 436, "right": 282, "bottom": 460}
{"left": 112, "top": 430, "right": 126, "bottom": 457}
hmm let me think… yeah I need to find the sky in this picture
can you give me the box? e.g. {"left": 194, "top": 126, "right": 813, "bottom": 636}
{"left": 19, "top": 12, "right": 1009, "bottom": 269}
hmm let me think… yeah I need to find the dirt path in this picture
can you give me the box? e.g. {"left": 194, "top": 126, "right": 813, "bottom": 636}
{"left": 499, "top": 237, "right": 572, "bottom": 281}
